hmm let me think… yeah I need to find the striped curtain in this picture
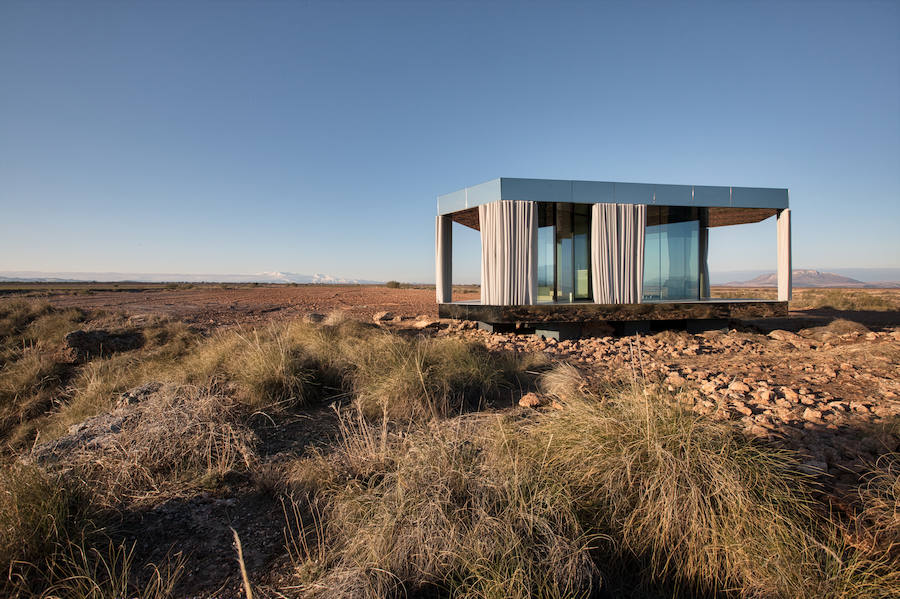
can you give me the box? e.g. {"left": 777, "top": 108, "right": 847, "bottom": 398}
{"left": 591, "top": 203, "right": 647, "bottom": 304}
{"left": 479, "top": 200, "right": 537, "bottom": 305}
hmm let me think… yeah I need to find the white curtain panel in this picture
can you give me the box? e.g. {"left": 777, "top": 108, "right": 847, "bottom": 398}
{"left": 479, "top": 200, "right": 537, "bottom": 305}
{"left": 591, "top": 203, "right": 647, "bottom": 304}
{"left": 435, "top": 215, "right": 452, "bottom": 303}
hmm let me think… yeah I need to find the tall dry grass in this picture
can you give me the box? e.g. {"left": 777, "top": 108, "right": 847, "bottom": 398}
{"left": 858, "top": 454, "right": 900, "bottom": 558}
{"left": 281, "top": 366, "right": 898, "bottom": 598}
{"left": 53, "top": 385, "right": 259, "bottom": 505}
{"left": 286, "top": 409, "right": 598, "bottom": 598}
{"left": 0, "top": 463, "right": 96, "bottom": 594}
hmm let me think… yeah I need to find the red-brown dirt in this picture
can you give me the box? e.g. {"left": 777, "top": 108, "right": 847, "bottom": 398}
{"left": 14, "top": 284, "right": 480, "bottom": 326}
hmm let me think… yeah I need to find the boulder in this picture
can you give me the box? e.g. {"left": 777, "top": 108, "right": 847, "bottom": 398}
{"left": 372, "top": 311, "right": 394, "bottom": 323}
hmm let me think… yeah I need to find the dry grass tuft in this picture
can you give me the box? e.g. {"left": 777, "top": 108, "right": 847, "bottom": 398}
{"left": 801, "top": 318, "right": 871, "bottom": 341}
{"left": 347, "top": 334, "right": 524, "bottom": 421}
{"left": 520, "top": 377, "right": 896, "bottom": 597}
{"left": 0, "top": 463, "right": 97, "bottom": 596}
{"left": 289, "top": 409, "right": 599, "bottom": 598}
{"left": 793, "top": 289, "right": 897, "bottom": 311}
{"left": 45, "top": 385, "right": 258, "bottom": 504}
{"left": 41, "top": 540, "right": 185, "bottom": 599}
{"left": 859, "top": 454, "right": 900, "bottom": 557}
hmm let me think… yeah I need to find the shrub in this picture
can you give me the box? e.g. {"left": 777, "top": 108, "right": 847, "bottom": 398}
{"left": 0, "top": 463, "right": 96, "bottom": 596}
{"left": 859, "top": 454, "right": 900, "bottom": 557}
{"left": 347, "top": 334, "right": 528, "bottom": 421}
{"left": 291, "top": 410, "right": 599, "bottom": 598}
{"left": 54, "top": 386, "right": 258, "bottom": 504}
{"left": 518, "top": 372, "right": 895, "bottom": 597}
{"left": 384, "top": 281, "right": 402, "bottom": 289}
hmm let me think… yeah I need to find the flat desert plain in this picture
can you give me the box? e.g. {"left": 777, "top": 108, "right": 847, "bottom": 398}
{"left": 1, "top": 283, "right": 898, "bottom": 598}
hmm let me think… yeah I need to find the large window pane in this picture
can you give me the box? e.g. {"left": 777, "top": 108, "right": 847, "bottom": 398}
{"left": 556, "top": 203, "right": 574, "bottom": 303}
{"left": 537, "top": 203, "right": 555, "bottom": 303}
{"left": 643, "top": 207, "right": 700, "bottom": 301}
{"left": 573, "top": 203, "right": 591, "bottom": 300}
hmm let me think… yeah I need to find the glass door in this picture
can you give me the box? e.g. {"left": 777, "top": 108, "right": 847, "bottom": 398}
{"left": 536, "top": 202, "right": 592, "bottom": 303}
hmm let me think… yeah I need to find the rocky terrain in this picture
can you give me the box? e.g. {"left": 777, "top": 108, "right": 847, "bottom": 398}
{"left": 439, "top": 319, "right": 899, "bottom": 500}
{"left": 1, "top": 285, "right": 898, "bottom": 598}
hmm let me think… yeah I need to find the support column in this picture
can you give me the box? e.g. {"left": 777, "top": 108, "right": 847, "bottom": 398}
{"left": 435, "top": 215, "right": 452, "bottom": 303}
{"left": 698, "top": 208, "right": 710, "bottom": 299}
{"left": 777, "top": 208, "right": 792, "bottom": 301}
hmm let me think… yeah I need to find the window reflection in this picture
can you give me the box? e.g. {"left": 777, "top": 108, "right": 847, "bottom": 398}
{"left": 536, "top": 202, "right": 592, "bottom": 303}
{"left": 643, "top": 207, "right": 700, "bottom": 301}
{"left": 537, "top": 204, "right": 555, "bottom": 303}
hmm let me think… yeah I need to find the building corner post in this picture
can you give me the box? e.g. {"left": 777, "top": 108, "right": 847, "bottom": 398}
{"left": 435, "top": 215, "right": 452, "bottom": 303}
{"left": 777, "top": 208, "right": 792, "bottom": 301}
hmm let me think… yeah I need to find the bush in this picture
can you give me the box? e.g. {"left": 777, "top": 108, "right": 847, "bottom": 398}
{"left": 347, "top": 334, "right": 530, "bottom": 421}
{"left": 519, "top": 369, "right": 895, "bottom": 597}
{"left": 289, "top": 410, "right": 598, "bottom": 598}
{"left": 859, "top": 454, "right": 900, "bottom": 557}
{"left": 283, "top": 368, "right": 897, "bottom": 598}
{"left": 384, "top": 281, "right": 402, "bottom": 289}
{"left": 0, "top": 463, "right": 96, "bottom": 596}
{"left": 48, "top": 386, "right": 258, "bottom": 504}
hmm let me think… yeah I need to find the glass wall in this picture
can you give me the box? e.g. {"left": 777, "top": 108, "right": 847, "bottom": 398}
{"left": 573, "top": 204, "right": 591, "bottom": 300}
{"left": 556, "top": 203, "right": 574, "bottom": 302}
{"left": 643, "top": 207, "right": 700, "bottom": 301}
{"left": 537, "top": 204, "right": 555, "bottom": 303}
{"left": 536, "top": 202, "right": 592, "bottom": 303}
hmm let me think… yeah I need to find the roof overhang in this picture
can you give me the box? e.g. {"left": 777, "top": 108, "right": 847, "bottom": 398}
{"left": 437, "top": 177, "right": 789, "bottom": 217}
{"left": 448, "top": 204, "right": 778, "bottom": 231}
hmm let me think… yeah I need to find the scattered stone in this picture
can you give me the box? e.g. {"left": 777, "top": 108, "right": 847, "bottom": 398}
{"left": 755, "top": 389, "right": 775, "bottom": 402}
{"left": 782, "top": 387, "right": 800, "bottom": 403}
{"left": 728, "top": 381, "right": 750, "bottom": 393}
{"left": 733, "top": 401, "right": 753, "bottom": 416}
{"left": 768, "top": 330, "right": 803, "bottom": 344}
{"left": 518, "top": 392, "right": 544, "bottom": 409}
{"left": 802, "top": 407, "right": 823, "bottom": 421}
{"left": 665, "top": 373, "right": 686, "bottom": 386}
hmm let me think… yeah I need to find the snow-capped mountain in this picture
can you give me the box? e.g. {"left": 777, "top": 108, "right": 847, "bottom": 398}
{"left": 0, "top": 271, "right": 382, "bottom": 285}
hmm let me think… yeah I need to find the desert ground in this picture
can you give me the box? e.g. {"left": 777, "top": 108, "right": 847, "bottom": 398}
{"left": 0, "top": 284, "right": 898, "bottom": 598}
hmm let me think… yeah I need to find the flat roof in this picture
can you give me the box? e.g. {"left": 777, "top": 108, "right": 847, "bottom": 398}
{"left": 437, "top": 177, "right": 789, "bottom": 215}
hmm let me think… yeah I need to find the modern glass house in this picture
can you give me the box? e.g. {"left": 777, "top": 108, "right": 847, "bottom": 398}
{"left": 436, "top": 178, "right": 791, "bottom": 333}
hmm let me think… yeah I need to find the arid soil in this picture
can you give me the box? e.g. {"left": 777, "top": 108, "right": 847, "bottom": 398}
{"left": 15, "top": 284, "right": 478, "bottom": 326}
{"left": 441, "top": 320, "right": 900, "bottom": 502}
{"left": 29, "top": 283, "right": 900, "bottom": 494}
{"left": 4, "top": 285, "right": 899, "bottom": 597}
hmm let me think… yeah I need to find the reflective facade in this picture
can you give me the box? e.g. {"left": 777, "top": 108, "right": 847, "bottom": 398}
{"left": 536, "top": 202, "right": 592, "bottom": 303}
{"left": 438, "top": 178, "right": 789, "bottom": 215}
{"left": 643, "top": 207, "right": 701, "bottom": 301}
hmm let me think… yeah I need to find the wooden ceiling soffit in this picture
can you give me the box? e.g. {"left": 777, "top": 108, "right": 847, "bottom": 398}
{"left": 448, "top": 207, "right": 480, "bottom": 230}
{"left": 446, "top": 205, "right": 775, "bottom": 232}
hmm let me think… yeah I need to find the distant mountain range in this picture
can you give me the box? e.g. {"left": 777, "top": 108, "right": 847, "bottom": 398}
{"left": 722, "top": 269, "right": 900, "bottom": 288}
{"left": 0, "top": 271, "right": 382, "bottom": 285}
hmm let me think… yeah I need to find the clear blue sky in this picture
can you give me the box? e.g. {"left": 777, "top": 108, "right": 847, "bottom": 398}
{"left": 1, "top": 1, "right": 898, "bottom": 283}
